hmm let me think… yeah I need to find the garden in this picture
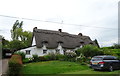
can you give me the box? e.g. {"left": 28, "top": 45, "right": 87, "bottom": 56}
{"left": 8, "top": 44, "right": 120, "bottom": 75}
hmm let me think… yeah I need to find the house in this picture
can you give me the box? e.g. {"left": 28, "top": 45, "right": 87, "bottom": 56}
{"left": 20, "top": 27, "right": 99, "bottom": 58}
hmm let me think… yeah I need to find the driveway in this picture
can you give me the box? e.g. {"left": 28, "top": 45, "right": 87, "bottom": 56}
{"left": 0, "top": 59, "right": 9, "bottom": 76}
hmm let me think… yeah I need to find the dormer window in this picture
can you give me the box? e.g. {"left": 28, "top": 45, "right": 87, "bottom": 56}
{"left": 80, "top": 41, "right": 84, "bottom": 44}
{"left": 42, "top": 40, "right": 48, "bottom": 44}
{"left": 42, "top": 40, "right": 48, "bottom": 48}
{"left": 43, "top": 49, "right": 47, "bottom": 54}
{"left": 56, "top": 49, "right": 60, "bottom": 54}
{"left": 57, "top": 41, "right": 63, "bottom": 44}
{"left": 57, "top": 41, "right": 63, "bottom": 46}
{"left": 26, "top": 50, "right": 31, "bottom": 55}
{"left": 89, "top": 42, "right": 93, "bottom": 45}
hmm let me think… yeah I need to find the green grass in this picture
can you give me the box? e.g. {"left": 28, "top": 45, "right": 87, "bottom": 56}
{"left": 63, "top": 69, "right": 120, "bottom": 74}
{"left": 21, "top": 61, "right": 88, "bottom": 74}
{"left": 21, "top": 61, "right": 120, "bottom": 74}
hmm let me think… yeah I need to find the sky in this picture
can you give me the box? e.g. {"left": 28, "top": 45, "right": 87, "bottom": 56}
{"left": 0, "top": 0, "right": 119, "bottom": 47}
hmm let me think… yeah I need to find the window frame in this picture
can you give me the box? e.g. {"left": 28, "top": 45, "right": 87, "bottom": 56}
{"left": 56, "top": 49, "right": 60, "bottom": 54}
{"left": 26, "top": 50, "right": 31, "bottom": 55}
{"left": 43, "top": 49, "right": 47, "bottom": 54}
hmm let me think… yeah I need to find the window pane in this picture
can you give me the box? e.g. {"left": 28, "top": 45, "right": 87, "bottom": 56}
{"left": 43, "top": 50, "right": 47, "bottom": 54}
{"left": 26, "top": 50, "right": 30, "bottom": 55}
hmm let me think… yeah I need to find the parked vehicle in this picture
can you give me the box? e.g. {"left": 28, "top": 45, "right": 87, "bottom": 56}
{"left": 90, "top": 55, "right": 120, "bottom": 71}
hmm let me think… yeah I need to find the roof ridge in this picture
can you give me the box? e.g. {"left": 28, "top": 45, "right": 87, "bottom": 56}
{"left": 34, "top": 29, "right": 85, "bottom": 38}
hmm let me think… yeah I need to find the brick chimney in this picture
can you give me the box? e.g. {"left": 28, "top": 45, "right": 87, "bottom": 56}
{"left": 58, "top": 29, "right": 62, "bottom": 32}
{"left": 78, "top": 33, "right": 82, "bottom": 36}
{"left": 33, "top": 27, "right": 37, "bottom": 32}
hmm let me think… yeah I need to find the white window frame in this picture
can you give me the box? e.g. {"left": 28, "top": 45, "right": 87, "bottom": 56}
{"left": 43, "top": 49, "right": 47, "bottom": 54}
{"left": 26, "top": 50, "right": 31, "bottom": 55}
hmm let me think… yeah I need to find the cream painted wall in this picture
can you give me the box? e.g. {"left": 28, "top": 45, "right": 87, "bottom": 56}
{"left": 19, "top": 43, "right": 64, "bottom": 58}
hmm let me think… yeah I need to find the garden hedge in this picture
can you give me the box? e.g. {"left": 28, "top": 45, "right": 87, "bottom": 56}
{"left": 8, "top": 55, "right": 23, "bottom": 76}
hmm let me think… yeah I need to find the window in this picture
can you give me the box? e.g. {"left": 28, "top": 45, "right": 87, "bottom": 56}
{"left": 43, "top": 50, "right": 47, "bottom": 54}
{"left": 26, "top": 50, "right": 31, "bottom": 55}
{"left": 56, "top": 49, "right": 60, "bottom": 54}
{"left": 91, "top": 57, "right": 103, "bottom": 61}
{"left": 103, "top": 57, "right": 117, "bottom": 60}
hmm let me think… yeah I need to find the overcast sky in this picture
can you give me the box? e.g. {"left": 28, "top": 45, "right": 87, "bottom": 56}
{"left": 0, "top": 0, "right": 119, "bottom": 47}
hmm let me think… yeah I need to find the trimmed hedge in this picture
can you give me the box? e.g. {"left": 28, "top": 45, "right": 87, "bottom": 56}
{"left": 14, "top": 51, "right": 26, "bottom": 60}
{"left": 8, "top": 55, "right": 23, "bottom": 76}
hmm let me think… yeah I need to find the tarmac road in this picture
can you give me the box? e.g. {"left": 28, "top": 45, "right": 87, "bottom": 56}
{"left": 0, "top": 59, "right": 9, "bottom": 76}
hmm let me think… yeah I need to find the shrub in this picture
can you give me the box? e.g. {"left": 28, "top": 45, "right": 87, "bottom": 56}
{"left": 44, "top": 55, "right": 51, "bottom": 61}
{"left": 32, "top": 54, "right": 40, "bottom": 62}
{"left": 23, "top": 58, "right": 30, "bottom": 63}
{"left": 39, "top": 56, "right": 46, "bottom": 61}
{"left": 76, "top": 45, "right": 103, "bottom": 57}
{"left": 56, "top": 54, "right": 65, "bottom": 61}
{"left": 23, "top": 58, "right": 33, "bottom": 63}
{"left": 75, "top": 49, "right": 81, "bottom": 56}
{"left": 44, "top": 53, "right": 65, "bottom": 61}
{"left": 112, "top": 43, "right": 120, "bottom": 49}
{"left": 64, "top": 50, "right": 77, "bottom": 61}
{"left": 8, "top": 55, "right": 22, "bottom": 76}
{"left": 44, "top": 52, "right": 57, "bottom": 60}
{"left": 14, "top": 51, "right": 26, "bottom": 60}
{"left": 48, "top": 52, "right": 56, "bottom": 60}
{"left": 102, "top": 48, "right": 116, "bottom": 56}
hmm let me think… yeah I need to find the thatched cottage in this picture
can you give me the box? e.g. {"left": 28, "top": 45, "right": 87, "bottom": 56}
{"left": 20, "top": 27, "right": 99, "bottom": 58}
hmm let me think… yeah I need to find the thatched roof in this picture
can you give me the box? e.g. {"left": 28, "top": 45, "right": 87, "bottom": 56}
{"left": 33, "top": 27, "right": 98, "bottom": 49}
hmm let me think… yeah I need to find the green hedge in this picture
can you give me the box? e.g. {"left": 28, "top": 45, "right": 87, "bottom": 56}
{"left": 14, "top": 51, "right": 26, "bottom": 60}
{"left": 8, "top": 55, "right": 23, "bottom": 76}
{"left": 75, "top": 45, "right": 104, "bottom": 57}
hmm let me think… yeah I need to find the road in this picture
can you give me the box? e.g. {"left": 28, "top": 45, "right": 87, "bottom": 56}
{"left": 0, "top": 59, "right": 9, "bottom": 76}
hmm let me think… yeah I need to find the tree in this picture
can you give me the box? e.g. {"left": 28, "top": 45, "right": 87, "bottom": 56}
{"left": 2, "top": 37, "right": 10, "bottom": 49}
{"left": 10, "top": 20, "right": 32, "bottom": 49}
{"left": 112, "top": 43, "right": 120, "bottom": 49}
{"left": 11, "top": 20, "right": 23, "bottom": 40}
{"left": 8, "top": 40, "right": 25, "bottom": 51}
{"left": 20, "top": 31, "right": 32, "bottom": 47}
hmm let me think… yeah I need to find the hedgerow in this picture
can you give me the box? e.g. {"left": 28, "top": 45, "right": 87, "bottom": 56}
{"left": 8, "top": 55, "right": 23, "bottom": 76}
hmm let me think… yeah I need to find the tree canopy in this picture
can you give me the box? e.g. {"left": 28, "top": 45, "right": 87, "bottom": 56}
{"left": 9, "top": 20, "right": 32, "bottom": 51}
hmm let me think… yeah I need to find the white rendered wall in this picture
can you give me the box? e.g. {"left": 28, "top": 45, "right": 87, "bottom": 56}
{"left": 19, "top": 43, "right": 64, "bottom": 58}
{"left": 32, "top": 36, "right": 36, "bottom": 46}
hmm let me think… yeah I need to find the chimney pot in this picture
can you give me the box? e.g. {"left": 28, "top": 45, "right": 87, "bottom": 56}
{"left": 34, "top": 27, "right": 37, "bottom": 29}
{"left": 58, "top": 29, "right": 62, "bottom": 32}
{"left": 78, "top": 33, "right": 82, "bottom": 36}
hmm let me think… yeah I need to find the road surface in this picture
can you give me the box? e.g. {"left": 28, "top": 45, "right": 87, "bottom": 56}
{"left": 0, "top": 59, "right": 9, "bottom": 76}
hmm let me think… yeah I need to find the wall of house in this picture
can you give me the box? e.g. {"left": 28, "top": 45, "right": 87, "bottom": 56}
{"left": 32, "top": 36, "right": 36, "bottom": 46}
{"left": 19, "top": 43, "right": 64, "bottom": 58}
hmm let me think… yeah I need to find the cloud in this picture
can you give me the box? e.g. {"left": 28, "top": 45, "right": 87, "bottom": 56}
{"left": 0, "top": 0, "right": 119, "bottom": 47}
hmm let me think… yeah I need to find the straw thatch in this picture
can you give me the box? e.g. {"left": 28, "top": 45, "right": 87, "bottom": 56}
{"left": 33, "top": 27, "right": 99, "bottom": 49}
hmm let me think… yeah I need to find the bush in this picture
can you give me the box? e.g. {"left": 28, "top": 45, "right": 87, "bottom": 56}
{"left": 23, "top": 58, "right": 30, "bottom": 63}
{"left": 32, "top": 54, "right": 40, "bottom": 62}
{"left": 102, "top": 48, "right": 116, "bottom": 56}
{"left": 23, "top": 58, "right": 33, "bottom": 63}
{"left": 44, "top": 55, "right": 51, "bottom": 61}
{"left": 64, "top": 50, "right": 77, "bottom": 61}
{"left": 44, "top": 53, "right": 65, "bottom": 61}
{"left": 76, "top": 45, "right": 104, "bottom": 57}
{"left": 56, "top": 54, "right": 65, "bottom": 61}
{"left": 39, "top": 56, "right": 46, "bottom": 61}
{"left": 112, "top": 43, "right": 120, "bottom": 49}
{"left": 48, "top": 52, "right": 56, "bottom": 60}
{"left": 14, "top": 51, "right": 26, "bottom": 60}
{"left": 44, "top": 52, "right": 56, "bottom": 60}
{"left": 75, "top": 49, "right": 81, "bottom": 56}
{"left": 8, "top": 55, "right": 22, "bottom": 76}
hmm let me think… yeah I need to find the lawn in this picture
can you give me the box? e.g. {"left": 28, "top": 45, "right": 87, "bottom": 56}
{"left": 21, "top": 61, "right": 88, "bottom": 74}
{"left": 63, "top": 69, "right": 120, "bottom": 74}
{"left": 21, "top": 61, "right": 120, "bottom": 75}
